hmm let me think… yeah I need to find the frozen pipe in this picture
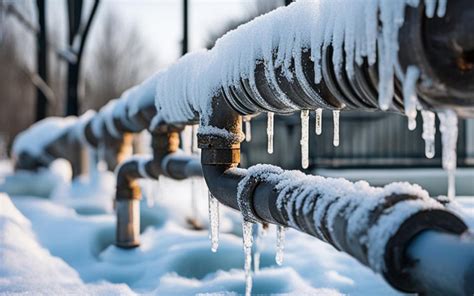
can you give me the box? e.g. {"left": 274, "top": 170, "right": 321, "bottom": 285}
{"left": 197, "top": 94, "right": 471, "bottom": 294}
{"left": 405, "top": 230, "right": 474, "bottom": 295}
{"left": 115, "top": 125, "right": 202, "bottom": 248}
{"left": 13, "top": 73, "right": 159, "bottom": 176}
{"left": 219, "top": 1, "right": 473, "bottom": 118}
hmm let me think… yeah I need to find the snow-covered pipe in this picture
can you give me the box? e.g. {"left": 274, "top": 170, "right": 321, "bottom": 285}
{"left": 197, "top": 89, "right": 470, "bottom": 294}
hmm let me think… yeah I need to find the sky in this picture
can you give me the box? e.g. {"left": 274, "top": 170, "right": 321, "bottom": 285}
{"left": 99, "top": 0, "right": 256, "bottom": 67}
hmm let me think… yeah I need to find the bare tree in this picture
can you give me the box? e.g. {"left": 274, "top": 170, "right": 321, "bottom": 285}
{"left": 82, "top": 9, "right": 157, "bottom": 112}
{"left": 0, "top": 4, "right": 36, "bottom": 153}
{"left": 206, "top": 0, "right": 284, "bottom": 49}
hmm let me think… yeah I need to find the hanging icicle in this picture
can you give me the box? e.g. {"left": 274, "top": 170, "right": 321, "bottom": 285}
{"left": 438, "top": 110, "right": 458, "bottom": 200}
{"left": 253, "top": 223, "right": 268, "bottom": 273}
{"left": 403, "top": 66, "right": 420, "bottom": 131}
{"left": 332, "top": 110, "right": 340, "bottom": 147}
{"left": 421, "top": 110, "right": 436, "bottom": 159}
{"left": 244, "top": 116, "right": 252, "bottom": 142}
{"left": 301, "top": 110, "right": 310, "bottom": 169}
{"left": 275, "top": 225, "right": 286, "bottom": 266}
{"left": 191, "top": 125, "right": 199, "bottom": 154}
{"left": 242, "top": 221, "right": 254, "bottom": 296}
{"left": 208, "top": 191, "right": 220, "bottom": 252}
{"left": 315, "top": 108, "right": 323, "bottom": 135}
{"left": 267, "top": 112, "right": 274, "bottom": 154}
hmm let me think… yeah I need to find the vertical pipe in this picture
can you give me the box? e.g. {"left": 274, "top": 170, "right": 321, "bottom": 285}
{"left": 182, "top": 0, "right": 189, "bottom": 56}
{"left": 35, "top": 0, "right": 48, "bottom": 121}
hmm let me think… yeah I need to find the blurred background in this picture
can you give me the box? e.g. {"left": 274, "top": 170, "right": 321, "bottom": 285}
{"left": 0, "top": 0, "right": 473, "bottom": 195}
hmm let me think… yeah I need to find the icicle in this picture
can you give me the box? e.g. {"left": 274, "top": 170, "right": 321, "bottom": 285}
{"left": 300, "top": 110, "right": 310, "bottom": 169}
{"left": 424, "top": 0, "right": 437, "bottom": 18}
{"left": 253, "top": 223, "right": 267, "bottom": 273}
{"left": 267, "top": 112, "right": 274, "bottom": 154}
{"left": 208, "top": 191, "right": 220, "bottom": 252}
{"left": 315, "top": 108, "right": 323, "bottom": 135}
{"left": 191, "top": 125, "right": 199, "bottom": 154}
{"left": 242, "top": 221, "right": 254, "bottom": 296}
{"left": 421, "top": 110, "right": 436, "bottom": 159}
{"left": 403, "top": 66, "right": 420, "bottom": 131}
{"left": 275, "top": 225, "right": 286, "bottom": 266}
{"left": 191, "top": 178, "right": 199, "bottom": 220}
{"left": 332, "top": 110, "right": 340, "bottom": 147}
{"left": 244, "top": 116, "right": 252, "bottom": 142}
{"left": 436, "top": 0, "right": 447, "bottom": 18}
{"left": 145, "top": 181, "right": 155, "bottom": 208}
{"left": 438, "top": 110, "right": 458, "bottom": 200}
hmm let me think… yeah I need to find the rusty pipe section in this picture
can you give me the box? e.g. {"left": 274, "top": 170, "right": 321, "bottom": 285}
{"left": 115, "top": 125, "right": 202, "bottom": 248}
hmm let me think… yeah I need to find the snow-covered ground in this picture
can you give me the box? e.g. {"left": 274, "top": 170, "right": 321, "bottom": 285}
{"left": 1, "top": 160, "right": 473, "bottom": 295}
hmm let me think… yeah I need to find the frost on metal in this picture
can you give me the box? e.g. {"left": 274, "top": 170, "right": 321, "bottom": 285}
{"left": 238, "top": 164, "right": 445, "bottom": 274}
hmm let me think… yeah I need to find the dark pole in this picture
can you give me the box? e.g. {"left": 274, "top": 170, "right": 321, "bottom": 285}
{"left": 284, "top": 0, "right": 292, "bottom": 6}
{"left": 182, "top": 0, "right": 188, "bottom": 56}
{"left": 35, "top": 0, "right": 48, "bottom": 121}
{"left": 65, "top": 0, "right": 100, "bottom": 116}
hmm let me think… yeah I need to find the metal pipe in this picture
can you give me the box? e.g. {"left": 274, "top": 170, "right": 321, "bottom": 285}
{"left": 406, "top": 230, "right": 474, "bottom": 295}
{"left": 198, "top": 92, "right": 470, "bottom": 294}
{"left": 218, "top": 1, "right": 474, "bottom": 118}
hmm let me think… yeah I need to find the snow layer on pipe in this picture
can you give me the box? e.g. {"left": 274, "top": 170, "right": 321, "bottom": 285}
{"left": 125, "top": 74, "right": 160, "bottom": 120}
{"left": 12, "top": 117, "right": 77, "bottom": 157}
{"left": 237, "top": 164, "right": 445, "bottom": 273}
{"left": 152, "top": 0, "right": 447, "bottom": 126}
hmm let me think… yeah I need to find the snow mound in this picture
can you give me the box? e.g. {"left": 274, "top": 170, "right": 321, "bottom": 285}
{"left": 0, "top": 193, "right": 134, "bottom": 295}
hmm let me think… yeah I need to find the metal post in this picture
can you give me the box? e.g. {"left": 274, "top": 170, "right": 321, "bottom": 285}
{"left": 35, "top": 0, "right": 48, "bottom": 121}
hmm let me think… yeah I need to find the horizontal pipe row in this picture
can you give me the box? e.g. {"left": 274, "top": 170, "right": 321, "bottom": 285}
{"left": 9, "top": 1, "right": 474, "bottom": 295}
